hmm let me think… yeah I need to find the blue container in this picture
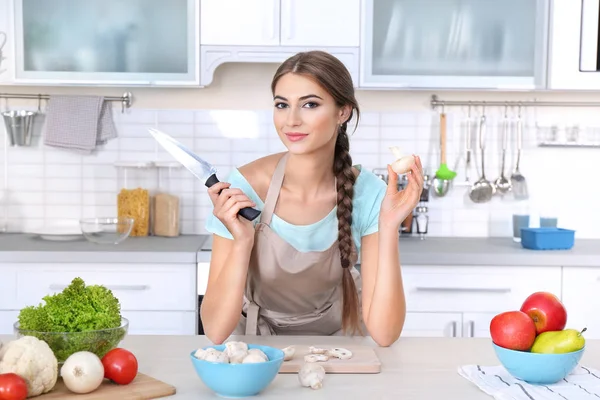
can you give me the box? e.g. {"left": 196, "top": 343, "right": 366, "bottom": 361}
{"left": 190, "top": 344, "right": 284, "bottom": 398}
{"left": 493, "top": 343, "right": 584, "bottom": 384}
{"left": 520, "top": 227, "right": 575, "bottom": 250}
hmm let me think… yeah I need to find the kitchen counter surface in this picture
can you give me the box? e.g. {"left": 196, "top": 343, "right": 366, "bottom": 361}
{"left": 0, "top": 233, "right": 599, "bottom": 267}
{"left": 0, "top": 233, "right": 209, "bottom": 263}
{"left": 395, "top": 236, "right": 600, "bottom": 267}
{"left": 0, "top": 334, "right": 596, "bottom": 399}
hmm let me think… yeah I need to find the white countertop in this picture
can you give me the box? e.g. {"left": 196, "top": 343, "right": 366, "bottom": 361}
{"left": 2, "top": 233, "right": 600, "bottom": 267}
{"left": 2, "top": 334, "right": 597, "bottom": 399}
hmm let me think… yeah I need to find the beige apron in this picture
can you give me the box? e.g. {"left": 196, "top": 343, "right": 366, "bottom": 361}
{"left": 234, "top": 152, "right": 363, "bottom": 336}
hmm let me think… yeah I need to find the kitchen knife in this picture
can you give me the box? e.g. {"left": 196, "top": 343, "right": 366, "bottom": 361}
{"left": 148, "top": 128, "right": 261, "bottom": 221}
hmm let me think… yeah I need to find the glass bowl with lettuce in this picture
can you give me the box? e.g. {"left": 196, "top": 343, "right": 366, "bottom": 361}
{"left": 13, "top": 277, "right": 128, "bottom": 363}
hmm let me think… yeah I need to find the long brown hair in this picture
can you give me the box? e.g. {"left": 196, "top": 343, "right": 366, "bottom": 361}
{"left": 271, "top": 50, "right": 362, "bottom": 335}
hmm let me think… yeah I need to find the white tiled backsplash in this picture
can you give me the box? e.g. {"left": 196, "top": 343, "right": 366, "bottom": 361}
{"left": 1, "top": 105, "right": 598, "bottom": 238}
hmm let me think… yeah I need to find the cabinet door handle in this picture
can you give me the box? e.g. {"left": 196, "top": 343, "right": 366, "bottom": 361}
{"left": 450, "top": 321, "right": 457, "bottom": 337}
{"left": 468, "top": 320, "right": 475, "bottom": 337}
{"left": 415, "top": 286, "right": 511, "bottom": 293}
{"left": 270, "top": 0, "right": 279, "bottom": 40}
{"left": 49, "top": 284, "right": 149, "bottom": 291}
{"left": 281, "top": 0, "right": 294, "bottom": 40}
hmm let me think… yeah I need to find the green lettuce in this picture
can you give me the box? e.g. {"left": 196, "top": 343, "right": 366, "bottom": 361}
{"left": 17, "top": 277, "right": 126, "bottom": 362}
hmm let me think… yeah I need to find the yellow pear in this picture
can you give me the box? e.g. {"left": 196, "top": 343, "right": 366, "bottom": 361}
{"left": 530, "top": 327, "right": 587, "bottom": 354}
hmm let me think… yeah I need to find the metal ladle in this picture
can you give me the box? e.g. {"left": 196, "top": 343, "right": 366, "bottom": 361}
{"left": 493, "top": 105, "right": 512, "bottom": 195}
{"left": 469, "top": 110, "right": 494, "bottom": 203}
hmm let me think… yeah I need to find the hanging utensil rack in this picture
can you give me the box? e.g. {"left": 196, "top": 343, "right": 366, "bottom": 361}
{"left": 0, "top": 91, "right": 133, "bottom": 112}
{"left": 430, "top": 94, "right": 600, "bottom": 109}
{"left": 430, "top": 94, "right": 600, "bottom": 148}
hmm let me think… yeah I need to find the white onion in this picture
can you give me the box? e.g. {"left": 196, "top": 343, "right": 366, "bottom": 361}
{"left": 61, "top": 351, "right": 105, "bottom": 394}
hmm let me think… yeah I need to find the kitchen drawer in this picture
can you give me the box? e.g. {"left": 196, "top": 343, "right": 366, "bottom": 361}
{"left": 462, "top": 312, "right": 498, "bottom": 338}
{"left": 402, "top": 265, "right": 562, "bottom": 313}
{"left": 121, "top": 311, "right": 197, "bottom": 335}
{"left": 562, "top": 267, "right": 600, "bottom": 340}
{"left": 15, "top": 263, "right": 196, "bottom": 312}
{"left": 401, "top": 312, "right": 462, "bottom": 338}
{"left": 0, "top": 311, "right": 19, "bottom": 335}
{"left": 0, "top": 266, "right": 17, "bottom": 309}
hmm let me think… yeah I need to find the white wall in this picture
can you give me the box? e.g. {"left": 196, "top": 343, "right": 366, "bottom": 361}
{"left": 1, "top": 62, "right": 599, "bottom": 238}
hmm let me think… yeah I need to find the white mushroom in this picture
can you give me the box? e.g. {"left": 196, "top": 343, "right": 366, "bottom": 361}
{"left": 298, "top": 362, "right": 326, "bottom": 390}
{"left": 327, "top": 347, "right": 353, "bottom": 360}
{"left": 304, "top": 354, "right": 329, "bottom": 363}
{"left": 242, "top": 353, "right": 267, "bottom": 364}
{"left": 224, "top": 341, "right": 248, "bottom": 364}
{"left": 246, "top": 349, "right": 268, "bottom": 362}
{"left": 282, "top": 346, "right": 295, "bottom": 361}
{"left": 195, "top": 348, "right": 229, "bottom": 363}
{"left": 308, "top": 346, "right": 328, "bottom": 355}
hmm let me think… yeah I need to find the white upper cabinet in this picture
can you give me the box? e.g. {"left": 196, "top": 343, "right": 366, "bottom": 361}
{"left": 200, "top": 0, "right": 280, "bottom": 46}
{"left": 0, "top": 0, "right": 14, "bottom": 84}
{"left": 199, "top": 0, "right": 360, "bottom": 87}
{"left": 360, "top": 0, "right": 549, "bottom": 89}
{"left": 11, "top": 0, "right": 199, "bottom": 86}
{"left": 280, "top": 0, "right": 360, "bottom": 47}
{"left": 200, "top": 0, "right": 360, "bottom": 48}
{"left": 547, "top": 0, "right": 600, "bottom": 90}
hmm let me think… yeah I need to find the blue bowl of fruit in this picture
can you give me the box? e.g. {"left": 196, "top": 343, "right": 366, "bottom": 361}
{"left": 490, "top": 292, "right": 586, "bottom": 384}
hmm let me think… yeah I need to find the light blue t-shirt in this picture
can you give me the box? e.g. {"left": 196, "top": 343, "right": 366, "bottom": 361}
{"left": 204, "top": 165, "right": 387, "bottom": 259}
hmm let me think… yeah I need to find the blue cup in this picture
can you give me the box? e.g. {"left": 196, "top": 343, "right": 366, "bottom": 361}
{"left": 512, "top": 214, "right": 530, "bottom": 242}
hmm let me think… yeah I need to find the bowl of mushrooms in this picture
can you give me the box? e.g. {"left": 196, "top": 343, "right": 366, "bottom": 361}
{"left": 190, "top": 341, "right": 285, "bottom": 397}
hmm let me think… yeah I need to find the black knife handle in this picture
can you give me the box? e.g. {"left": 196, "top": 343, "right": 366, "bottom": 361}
{"left": 205, "top": 173, "right": 261, "bottom": 221}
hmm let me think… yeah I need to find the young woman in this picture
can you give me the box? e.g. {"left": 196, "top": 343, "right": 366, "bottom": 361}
{"left": 201, "top": 50, "right": 424, "bottom": 347}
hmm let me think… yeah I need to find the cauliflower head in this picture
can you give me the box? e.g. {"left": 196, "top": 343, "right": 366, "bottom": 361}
{"left": 0, "top": 336, "right": 58, "bottom": 397}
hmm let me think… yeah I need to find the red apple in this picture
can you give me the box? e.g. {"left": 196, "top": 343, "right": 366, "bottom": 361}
{"left": 520, "top": 292, "right": 567, "bottom": 334}
{"left": 490, "top": 311, "right": 537, "bottom": 351}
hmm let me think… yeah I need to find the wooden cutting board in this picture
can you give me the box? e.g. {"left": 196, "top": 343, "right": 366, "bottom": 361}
{"left": 278, "top": 344, "right": 381, "bottom": 374}
{"left": 38, "top": 373, "right": 176, "bottom": 399}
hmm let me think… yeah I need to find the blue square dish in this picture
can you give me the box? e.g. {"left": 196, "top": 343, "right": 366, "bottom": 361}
{"left": 520, "top": 227, "right": 575, "bottom": 250}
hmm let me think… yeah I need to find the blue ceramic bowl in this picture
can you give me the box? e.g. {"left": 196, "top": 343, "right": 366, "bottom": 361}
{"left": 493, "top": 343, "right": 584, "bottom": 384}
{"left": 190, "top": 344, "right": 284, "bottom": 398}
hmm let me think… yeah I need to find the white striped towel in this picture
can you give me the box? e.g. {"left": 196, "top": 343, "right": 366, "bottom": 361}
{"left": 459, "top": 364, "right": 600, "bottom": 400}
{"left": 43, "top": 95, "right": 117, "bottom": 154}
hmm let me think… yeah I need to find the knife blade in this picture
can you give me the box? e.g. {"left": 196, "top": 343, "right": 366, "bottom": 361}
{"left": 148, "top": 128, "right": 261, "bottom": 221}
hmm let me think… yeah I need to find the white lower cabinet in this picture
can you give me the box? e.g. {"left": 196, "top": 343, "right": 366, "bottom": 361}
{"left": 121, "top": 311, "right": 197, "bottom": 335}
{"left": 561, "top": 267, "right": 600, "bottom": 339}
{"left": 0, "top": 263, "right": 198, "bottom": 336}
{"left": 402, "top": 312, "right": 462, "bottom": 337}
{"left": 401, "top": 265, "right": 563, "bottom": 338}
{"left": 462, "top": 312, "right": 499, "bottom": 338}
{"left": 0, "top": 311, "right": 18, "bottom": 335}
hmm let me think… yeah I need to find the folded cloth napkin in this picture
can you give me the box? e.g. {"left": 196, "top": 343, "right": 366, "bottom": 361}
{"left": 43, "top": 95, "right": 118, "bottom": 153}
{"left": 459, "top": 364, "right": 600, "bottom": 400}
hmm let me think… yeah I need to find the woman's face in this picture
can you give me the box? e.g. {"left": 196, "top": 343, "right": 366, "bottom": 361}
{"left": 273, "top": 73, "right": 350, "bottom": 155}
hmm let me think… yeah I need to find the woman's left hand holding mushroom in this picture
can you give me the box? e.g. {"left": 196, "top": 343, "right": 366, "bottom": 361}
{"left": 379, "top": 155, "right": 424, "bottom": 232}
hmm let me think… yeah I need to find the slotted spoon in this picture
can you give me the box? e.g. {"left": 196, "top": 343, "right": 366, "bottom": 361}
{"left": 511, "top": 108, "right": 529, "bottom": 200}
{"left": 469, "top": 113, "right": 494, "bottom": 203}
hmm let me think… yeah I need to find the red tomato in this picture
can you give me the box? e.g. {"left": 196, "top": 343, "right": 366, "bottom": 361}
{"left": 101, "top": 348, "right": 138, "bottom": 385}
{"left": 0, "top": 373, "right": 27, "bottom": 400}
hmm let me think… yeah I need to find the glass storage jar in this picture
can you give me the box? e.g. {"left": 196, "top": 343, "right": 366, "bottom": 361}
{"left": 115, "top": 162, "right": 158, "bottom": 237}
{"left": 152, "top": 162, "right": 181, "bottom": 237}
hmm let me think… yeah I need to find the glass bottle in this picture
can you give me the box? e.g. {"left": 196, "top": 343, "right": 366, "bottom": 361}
{"left": 415, "top": 206, "right": 429, "bottom": 240}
